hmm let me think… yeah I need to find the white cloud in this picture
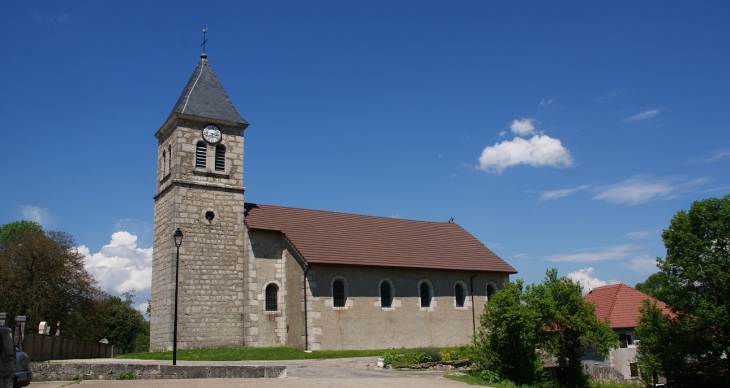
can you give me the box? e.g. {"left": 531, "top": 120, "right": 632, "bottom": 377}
{"left": 567, "top": 267, "right": 618, "bottom": 295}
{"left": 539, "top": 99, "right": 553, "bottom": 109}
{"left": 498, "top": 130, "right": 506, "bottom": 137}
{"left": 79, "top": 231, "right": 153, "bottom": 300}
{"left": 19, "top": 205, "right": 51, "bottom": 228}
{"left": 513, "top": 253, "right": 531, "bottom": 259}
{"left": 510, "top": 118, "right": 538, "bottom": 136}
{"left": 545, "top": 245, "right": 638, "bottom": 263}
{"left": 593, "top": 175, "right": 708, "bottom": 205}
{"left": 687, "top": 148, "right": 730, "bottom": 164}
{"left": 620, "top": 255, "right": 659, "bottom": 275}
{"left": 625, "top": 230, "right": 655, "bottom": 239}
{"left": 623, "top": 109, "right": 659, "bottom": 122}
{"left": 539, "top": 185, "right": 590, "bottom": 201}
{"left": 478, "top": 135, "right": 573, "bottom": 174}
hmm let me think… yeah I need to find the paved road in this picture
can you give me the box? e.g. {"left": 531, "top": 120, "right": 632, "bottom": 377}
{"left": 31, "top": 357, "right": 471, "bottom": 387}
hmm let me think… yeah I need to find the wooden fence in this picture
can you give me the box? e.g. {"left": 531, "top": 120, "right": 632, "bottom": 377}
{"left": 21, "top": 332, "right": 117, "bottom": 361}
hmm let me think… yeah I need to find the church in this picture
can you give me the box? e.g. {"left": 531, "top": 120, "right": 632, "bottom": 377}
{"left": 150, "top": 52, "right": 517, "bottom": 352}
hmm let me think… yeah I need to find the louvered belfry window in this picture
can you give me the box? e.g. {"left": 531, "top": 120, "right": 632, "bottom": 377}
{"left": 380, "top": 281, "right": 392, "bottom": 308}
{"left": 455, "top": 283, "right": 465, "bottom": 307}
{"left": 420, "top": 282, "right": 431, "bottom": 307}
{"left": 196, "top": 142, "right": 207, "bottom": 168}
{"left": 215, "top": 145, "right": 225, "bottom": 171}
{"left": 333, "top": 279, "right": 346, "bottom": 307}
{"left": 265, "top": 284, "right": 278, "bottom": 312}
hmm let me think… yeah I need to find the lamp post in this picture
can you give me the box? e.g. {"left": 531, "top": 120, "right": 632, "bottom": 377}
{"left": 172, "top": 228, "right": 183, "bottom": 365}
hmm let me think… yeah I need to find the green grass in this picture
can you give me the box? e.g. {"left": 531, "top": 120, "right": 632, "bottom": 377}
{"left": 118, "top": 346, "right": 392, "bottom": 361}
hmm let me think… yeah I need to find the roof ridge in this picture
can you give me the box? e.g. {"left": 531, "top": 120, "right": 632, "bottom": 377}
{"left": 606, "top": 283, "right": 624, "bottom": 323}
{"left": 245, "top": 202, "right": 458, "bottom": 225}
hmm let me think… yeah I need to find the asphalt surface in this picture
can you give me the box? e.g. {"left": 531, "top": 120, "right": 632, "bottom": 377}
{"left": 31, "top": 357, "right": 472, "bottom": 387}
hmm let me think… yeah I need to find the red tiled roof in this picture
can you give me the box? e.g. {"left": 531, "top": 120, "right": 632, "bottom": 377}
{"left": 584, "top": 283, "right": 672, "bottom": 329}
{"left": 244, "top": 203, "right": 516, "bottom": 273}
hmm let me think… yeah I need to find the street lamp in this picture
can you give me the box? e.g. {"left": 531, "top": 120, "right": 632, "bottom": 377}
{"left": 172, "top": 228, "right": 183, "bottom": 365}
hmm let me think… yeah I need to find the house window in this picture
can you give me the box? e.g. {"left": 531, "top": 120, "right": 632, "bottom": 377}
{"left": 333, "top": 279, "right": 346, "bottom": 307}
{"left": 265, "top": 284, "right": 278, "bottom": 312}
{"left": 215, "top": 145, "right": 225, "bottom": 171}
{"left": 380, "top": 280, "right": 392, "bottom": 308}
{"left": 619, "top": 333, "right": 633, "bottom": 348}
{"left": 487, "top": 284, "right": 496, "bottom": 299}
{"left": 455, "top": 283, "right": 466, "bottom": 307}
{"left": 420, "top": 281, "right": 432, "bottom": 308}
{"left": 629, "top": 362, "right": 638, "bottom": 377}
{"left": 195, "top": 142, "right": 207, "bottom": 168}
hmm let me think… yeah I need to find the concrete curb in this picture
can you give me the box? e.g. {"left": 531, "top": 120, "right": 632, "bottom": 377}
{"left": 31, "top": 363, "right": 286, "bottom": 380}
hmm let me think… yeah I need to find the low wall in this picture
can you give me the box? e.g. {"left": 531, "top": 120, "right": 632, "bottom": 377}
{"left": 31, "top": 363, "right": 286, "bottom": 380}
{"left": 23, "top": 332, "right": 117, "bottom": 361}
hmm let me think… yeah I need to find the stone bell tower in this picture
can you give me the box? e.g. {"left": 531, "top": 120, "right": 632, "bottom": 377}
{"left": 150, "top": 53, "right": 249, "bottom": 351}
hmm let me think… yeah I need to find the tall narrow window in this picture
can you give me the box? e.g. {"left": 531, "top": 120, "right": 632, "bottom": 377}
{"left": 455, "top": 283, "right": 465, "bottom": 307}
{"left": 215, "top": 145, "right": 226, "bottom": 171}
{"left": 265, "top": 284, "right": 278, "bottom": 312}
{"left": 420, "top": 281, "right": 431, "bottom": 307}
{"left": 162, "top": 151, "right": 167, "bottom": 175}
{"left": 168, "top": 144, "right": 172, "bottom": 174}
{"left": 487, "top": 284, "right": 496, "bottom": 300}
{"left": 380, "top": 281, "right": 392, "bottom": 308}
{"left": 196, "top": 142, "right": 207, "bottom": 168}
{"left": 333, "top": 279, "right": 346, "bottom": 307}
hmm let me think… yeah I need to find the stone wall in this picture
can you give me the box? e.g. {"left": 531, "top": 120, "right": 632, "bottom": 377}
{"left": 31, "top": 363, "right": 285, "bottom": 380}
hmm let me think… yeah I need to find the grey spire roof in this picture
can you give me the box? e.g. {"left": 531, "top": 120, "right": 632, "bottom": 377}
{"left": 169, "top": 54, "right": 248, "bottom": 126}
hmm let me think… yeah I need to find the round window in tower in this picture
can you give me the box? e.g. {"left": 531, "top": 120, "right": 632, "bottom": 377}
{"left": 205, "top": 211, "right": 215, "bottom": 222}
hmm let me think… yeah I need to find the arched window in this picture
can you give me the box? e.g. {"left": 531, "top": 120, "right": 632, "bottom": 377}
{"left": 333, "top": 279, "right": 346, "bottom": 307}
{"left": 265, "top": 284, "right": 278, "bottom": 312}
{"left": 215, "top": 145, "right": 225, "bottom": 171}
{"left": 380, "top": 280, "right": 392, "bottom": 308}
{"left": 487, "top": 284, "right": 496, "bottom": 299}
{"left": 420, "top": 281, "right": 431, "bottom": 307}
{"left": 455, "top": 283, "right": 465, "bottom": 307}
{"left": 162, "top": 150, "right": 167, "bottom": 175}
{"left": 195, "top": 142, "right": 207, "bottom": 168}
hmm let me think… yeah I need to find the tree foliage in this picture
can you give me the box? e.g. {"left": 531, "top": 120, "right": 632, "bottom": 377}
{"left": 636, "top": 194, "right": 730, "bottom": 387}
{"left": 476, "top": 269, "right": 616, "bottom": 387}
{"left": 0, "top": 221, "right": 149, "bottom": 354}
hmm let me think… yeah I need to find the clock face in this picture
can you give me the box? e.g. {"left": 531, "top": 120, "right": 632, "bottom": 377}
{"left": 202, "top": 125, "right": 222, "bottom": 144}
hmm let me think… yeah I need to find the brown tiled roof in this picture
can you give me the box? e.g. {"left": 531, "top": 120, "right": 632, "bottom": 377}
{"left": 244, "top": 203, "right": 516, "bottom": 273}
{"left": 584, "top": 283, "right": 672, "bottom": 329}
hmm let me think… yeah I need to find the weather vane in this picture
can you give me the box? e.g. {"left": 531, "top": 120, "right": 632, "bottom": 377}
{"left": 201, "top": 28, "right": 208, "bottom": 53}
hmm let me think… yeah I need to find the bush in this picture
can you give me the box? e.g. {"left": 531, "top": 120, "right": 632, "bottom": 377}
{"left": 115, "top": 370, "right": 135, "bottom": 380}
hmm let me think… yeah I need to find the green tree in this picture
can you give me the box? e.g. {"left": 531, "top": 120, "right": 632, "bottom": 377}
{"left": 636, "top": 194, "right": 730, "bottom": 387}
{"left": 634, "top": 272, "right": 669, "bottom": 300}
{"left": 476, "top": 269, "right": 616, "bottom": 387}
{"left": 103, "top": 291, "right": 149, "bottom": 354}
{"left": 0, "top": 222, "right": 97, "bottom": 335}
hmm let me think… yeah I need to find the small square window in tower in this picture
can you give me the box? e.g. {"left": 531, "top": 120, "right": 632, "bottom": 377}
{"left": 265, "top": 284, "right": 278, "bottom": 312}
{"left": 333, "top": 279, "right": 346, "bottom": 307}
{"left": 196, "top": 142, "right": 207, "bottom": 168}
{"left": 455, "top": 283, "right": 465, "bottom": 307}
{"left": 215, "top": 145, "right": 226, "bottom": 171}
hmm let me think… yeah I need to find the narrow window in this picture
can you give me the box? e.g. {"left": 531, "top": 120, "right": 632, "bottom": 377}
{"left": 380, "top": 281, "right": 392, "bottom": 308}
{"left": 196, "top": 142, "right": 207, "bottom": 168}
{"left": 333, "top": 279, "right": 346, "bottom": 307}
{"left": 265, "top": 284, "right": 278, "bottom": 312}
{"left": 168, "top": 144, "right": 172, "bottom": 174}
{"left": 420, "top": 282, "right": 431, "bottom": 307}
{"left": 487, "top": 284, "right": 496, "bottom": 300}
{"left": 455, "top": 283, "right": 465, "bottom": 307}
{"left": 215, "top": 145, "right": 225, "bottom": 171}
{"left": 162, "top": 150, "right": 167, "bottom": 175}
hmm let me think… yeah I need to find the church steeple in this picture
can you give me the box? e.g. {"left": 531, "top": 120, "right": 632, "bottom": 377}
{"left": 156, "top": 54, "right": 248, "bottom": 139}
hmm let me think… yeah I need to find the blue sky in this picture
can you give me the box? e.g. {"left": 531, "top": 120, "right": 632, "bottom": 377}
{"left": 2, "top": 1, "right": 729, "bottom": 311}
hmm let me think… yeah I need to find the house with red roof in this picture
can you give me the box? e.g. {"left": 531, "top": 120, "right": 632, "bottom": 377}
{"left": 583, "top": 283, "right": 672, "bottom": 380}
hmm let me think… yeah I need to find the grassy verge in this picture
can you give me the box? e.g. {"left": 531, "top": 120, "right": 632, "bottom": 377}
{"left": 119, "top": 346, "right": 400, "bottom": 361}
